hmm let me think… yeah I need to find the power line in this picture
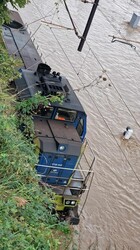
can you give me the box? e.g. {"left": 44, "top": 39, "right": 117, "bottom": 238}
{"left": 41, "top": 20, "right": 74, "bottom": 31}
{"left": 72, "top": 6, "right": 140, "bottom": 128}
{"left": 26, "top": 10, "right": 56, "bottom": 26}
{"left": 77, "top": 3, "right": 140, "bottom": 128}
{"left": 78, "top": 0, "right": 100, "bottom": 51}
{"left": 49, "top": 28, "right": 81, "bottom": 75}
{"left": 80, "top": 44, "right": 140, "bottom": 183}
{"left": 30, "top": 2, "right": 87, "bottom": 82}
{"left": 98, "top": 7, "right": 140, "bottom": 57}
{"left": 81, "top": 0, "right": 95, "bottom": 4}
{"left": 77, "top": 47, "right": 91, "bottom": 75}
{"left": 49, "top": 23, "right": 140, "bottom": 184}
{"left": 129, "top": 0, "right": 140, "bottom": 9}
{"left": 50, "top": 3, "right": 58, "bottom": 23}
{"left": 73, "top": 75, "right": 103, "bottom": 92}
{"left": 110, "top": 36, "right": 136, "bottom": 50}
{"left": 10, "top": 4, "right": 56, "bottom": 58}
{"left": 32, "top": 0, "right": 47, "bottom": 19}
{"left": 107, "top": 1, "right": 132, "bottom": 14}
{"left": 49, "top": 2, "right": 140, "bottom": 134}
{"left": 27, "top": 1, "right": 140, "bottom": 184}
{"left": 109, "top": 35, "right": 140, "bottom": 45}
{"left": 76, "top": 47, "right": 140, "bottom": 183}
{"left": 63, "top": 0, "right": 81, "bottom": 38}
{"left": 50, "top": 26, "right": 103, "bottom": 87}
{"left": 74, "top": 15, "right": 140, "bottom": 129}
{"left": 85, "top": 85, "right": 140, "bottom": 183}
{"left": 47, "top": 6, "right": 139, "bottom": 122}
{"left": 30, "top": 0, "right": 94, "bottom": 86}
{"left": 12, "top": 24, "right": 42, "bottom": 56}
{"left": 31, "top": 0, "right": 81, "bottom": 77}
{"left": 84, "top": 39, "right": 140, "bottom": 128}
{"left": 87, "top": 44, "right": 140, "bottom": 128}
{"left": 30, "top": 0, "right": 96, "bottom": 87}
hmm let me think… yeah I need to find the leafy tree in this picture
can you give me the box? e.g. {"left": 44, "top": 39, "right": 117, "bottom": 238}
{"left": 0, "top": 0, "right": 29, "bottom": 24}
{"left": 0, "top": 45, "right": 20, "bottom": 87}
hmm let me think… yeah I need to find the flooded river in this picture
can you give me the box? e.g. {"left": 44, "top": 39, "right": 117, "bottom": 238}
{"left": 17, "top": 0, "right": 140, "bottom": 249}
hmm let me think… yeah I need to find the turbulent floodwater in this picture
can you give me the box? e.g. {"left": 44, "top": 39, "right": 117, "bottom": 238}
{"left": 17, "top": 0, "right": 140, "bottom": 249}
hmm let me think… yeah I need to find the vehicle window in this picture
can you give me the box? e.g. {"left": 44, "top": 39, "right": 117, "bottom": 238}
{"left": 55, "top": 108, "right": 77, "bottom": 122}
{"left": 76, "top": 118, "right": 83, "bottom": 136}
{"left": 34, "top": 105, "right": 54, "bottom": 118}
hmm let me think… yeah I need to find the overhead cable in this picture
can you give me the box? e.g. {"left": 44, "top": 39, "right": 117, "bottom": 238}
{"left": 77, "top": 48, "right": 91, "bottom": 75}
{"left": 87, "top": 43, "right": 140, "bottom": 128}
{"left": 81, "top": 0, "right": 95, "bottom": 3}
{"left": 12, "top": 24, "right": 41, "bottom": 56}
{"left": 41, "top": 20, "right": 74, "bottom": 30}
{"left": 50, "top": 25, "right": 140, "bottom": 184}
{"left": 63, "top": 0, "right": 81, "bottom": 38}
{"left": 99, "top": 7, "right": 140, "bottom": 57}
{"left": 109, "top": 35, "right": 140, "bottom": 45}
{"left": 29, "top": 1, "right": 140, "bottom": 184}
{"left": 26, "top": 10, "right": 56, "bottom": 26}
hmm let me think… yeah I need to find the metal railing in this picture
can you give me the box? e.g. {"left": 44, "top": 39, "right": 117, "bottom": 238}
{"left": 36, "top": 139, "right": 95, "bottom": 195}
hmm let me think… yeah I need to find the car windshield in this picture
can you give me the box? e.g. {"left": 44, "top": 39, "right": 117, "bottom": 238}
{"left": 55, "top": 108, "right": 77, "bottom": 122}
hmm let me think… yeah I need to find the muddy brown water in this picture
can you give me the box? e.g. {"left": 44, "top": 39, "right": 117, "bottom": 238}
{"left": 13, "top": 0, "right": 140, "bottom": 249}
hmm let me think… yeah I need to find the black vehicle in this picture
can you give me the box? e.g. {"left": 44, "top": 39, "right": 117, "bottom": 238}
{"left": 2, "top": 10, "right": 95, "bottom": 225}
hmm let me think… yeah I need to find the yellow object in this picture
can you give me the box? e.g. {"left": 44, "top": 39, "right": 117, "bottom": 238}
{"left": 55, "top": 195, "right": 65, "bottom": 211}
{"left": 33, "top": 137, "right": 40, "bottom": 155}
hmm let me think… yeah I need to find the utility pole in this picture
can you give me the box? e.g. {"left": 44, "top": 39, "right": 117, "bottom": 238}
{"left": 78, "top": 0, "right": 100, "bottom": 52}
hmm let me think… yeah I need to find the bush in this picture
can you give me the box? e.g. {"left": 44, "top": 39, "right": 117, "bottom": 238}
{"left": 0, "top": 38, "right": 71, "bottom": 250}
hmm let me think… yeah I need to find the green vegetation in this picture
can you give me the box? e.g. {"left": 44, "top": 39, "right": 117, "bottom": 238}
{"left": 15, "top": 92, "right": 64, "bottom": 137}
{"left": 0, "top": 34, "right": 71, "bottom": 250}
{"left": 0, "top": 0, "right": 29, "bottom": 24}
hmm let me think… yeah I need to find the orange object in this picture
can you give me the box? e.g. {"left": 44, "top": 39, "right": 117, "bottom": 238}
{"left": 57, "top": 116, "right": 65, "bottom": 121}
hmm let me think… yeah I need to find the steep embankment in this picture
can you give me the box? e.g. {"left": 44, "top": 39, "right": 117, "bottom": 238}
{"left": 0, "top": 38, "right": 71, "bottom": 250}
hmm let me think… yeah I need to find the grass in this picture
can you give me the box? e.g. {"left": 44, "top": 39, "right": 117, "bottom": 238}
{"left": 0, "top": 31, "right": 72, "bottom": 250}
